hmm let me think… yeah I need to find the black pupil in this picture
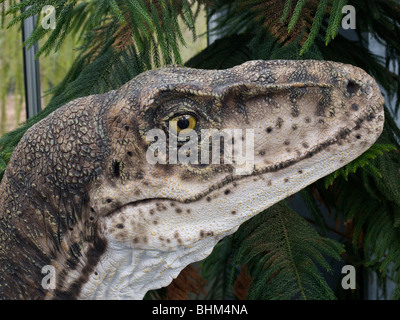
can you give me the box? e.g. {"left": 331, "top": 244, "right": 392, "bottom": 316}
{"left": 177, "top": 117, "right": 190, "bottom": 130}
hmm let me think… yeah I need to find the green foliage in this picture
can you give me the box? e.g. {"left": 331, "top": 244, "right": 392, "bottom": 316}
{"left": 287, "top": 0, "right": 307, "bottom": 33}
{"left": 2, "top": 0, "right": 400, "bottom": 300}
{"left": 324, "top": 143, "right": 397, "bottom": 188}
{"left": 299, "top": 0, "right": 328, "bottom": 55}
{"left": 314, "top": 113, "right": 400, "bottom": 298}
{"left": 232, "top": 201, "right": 344, "bottom": 300}
{"left": 325, "top": 0, "right": 347, "bottom": 45}
{"left": 204, "top": 0, "right": 346, "bottom": 55}
{"left": 0, "top": 11, "right": 24, "bottom": 135}
{"left": 200, "top": 236, "right": 236, "bottom": 299}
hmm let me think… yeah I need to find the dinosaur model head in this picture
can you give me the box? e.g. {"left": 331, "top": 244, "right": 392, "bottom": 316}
{"left": 0, "top": 60, "right": 384, "bottom": 299}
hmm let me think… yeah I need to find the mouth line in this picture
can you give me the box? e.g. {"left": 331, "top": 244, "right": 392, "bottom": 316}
{"left": 108, "top": 111, "right": 378, "bottom": 216}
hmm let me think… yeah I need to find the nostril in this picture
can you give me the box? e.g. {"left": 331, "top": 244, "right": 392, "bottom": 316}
{"left": 346, "top": 80, "right": 361, "bottom": 95}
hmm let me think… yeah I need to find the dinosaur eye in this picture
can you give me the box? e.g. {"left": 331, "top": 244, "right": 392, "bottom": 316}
{"left": 169, "top": 114, "right": 197, "bottom": 134}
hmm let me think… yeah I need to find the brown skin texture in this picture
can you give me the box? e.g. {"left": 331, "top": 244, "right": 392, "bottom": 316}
{"left": 0, "top": 60, "right": 384, "bottom": 299}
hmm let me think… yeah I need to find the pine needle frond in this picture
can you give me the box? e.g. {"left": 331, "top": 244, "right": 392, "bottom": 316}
{"left": 324, "top": 143, "right": 397, "bottom": 188}
{"left": 232, "top": 200, "right": 344, "bottom": 300}
{"left": 200, "top": 236, "right": 236, "bottom": 299}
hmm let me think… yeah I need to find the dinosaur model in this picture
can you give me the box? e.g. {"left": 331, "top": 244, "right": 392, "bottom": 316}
{"left": 0, "top": 60, "right": 384, "bottom": 299}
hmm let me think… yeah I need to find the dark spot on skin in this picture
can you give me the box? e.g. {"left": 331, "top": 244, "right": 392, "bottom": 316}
{"left": 200, "top": 230, "right": 205, "bottom": 238}
{"left": 125, "top": 125, "right": 130, "bottom": 131}
{"left": 346, "top": 80, "right": 361, "bottom": 95}
{"left": 136, "top": 172, "right": 143, "bottom": 179}
{"left": 356, "top": 134, "right": 361, "bottom": 139}
{"left": 317, "top": 88, "right": 333, "bottom": 116}
{"left": 111, "top": 161, "right": 121, "bottom": 178}
{"left": 338, "top": 128, "right": 351, "bottom": 139}
{"left": 356, "top": 117, "right": 364, "bottom": 126}
{"left": 292, "top": 124, "right": 298, "bottom": 130}
{"left": 127, "top": 151, "right": 133, "bottom": 157}
{"left": 267, "top": 180, "right": 272, "bottom": 186}
{"left": 156, "top": 203, "right": 167, "bottom": 211}
{"left": 305, "top": 117, "right": 311, "bottom": 123}
{"left": 94, "top": 272, "right": 98, "bottom": 276}
{"left": 89, "top": 216, "right": 94, "bottom": 221}
{"left": 351, "top": 103, "right": 359, "bottom": 111}
{"left": 298, "top": 170, "right": 303, "bottom": 174}
{"left": 231, "top": 210, "right": 236, "bottom": 215}
{"left": 149, "top": 209, "right": 155, "bottom": 215}
{"left": 302, "top": 142, "right": 309, "bottom": 149}
{"left": 291, "top": 104, "right": 299, "bottom": 117}
{"left": 175, "top": 208, "right": 182, "bottom": 214}
{"left": 266, "top": 127, "right": 273, "bottom": 133}
{"left": 106, "top": 198, "right": 112, "bottom": 203}
{"left": 133, "top": 238, "right": 139, "bottom": 244}
{"left": 186, "top": 209, "right": 191, "bottom": 213}
{"left": 259, "top": 150, "right": 265, "bottom": 156}
{"left": 90, "top": 207, "right": 95, "bottom": 212}
{"left": 166, "top": 239, "right": 171, "bottom": 243}
{"left": 174, "top": 232, "right": 179, "bottom": 239}
{"left": 170, "top": 202, "right": 175, "bottom": 207}
{"left": 367, "top": 113, "right": 375, "bottom": 121}
{"left": 153, "top": 220, "right": 158, "bottom": 225}
{"left": 276, "top": 118, "right": 284, "bottom": 128}
{"left": 116, "top": 224, "right": 124, "bottom": 229}
{"left": 69, "top": 227, "right": 73, "bottom": 231}
{"left": 284, "top": 178, "right": 289, "bottom": 183}
{"left": 206, "top": 196, "right": 211, "bottom": 202}
{"left": 284, "top": 140, "right": 290, "bottom": 146}
{"left": 224, "top": 189, "right": 231, "bottom": 195}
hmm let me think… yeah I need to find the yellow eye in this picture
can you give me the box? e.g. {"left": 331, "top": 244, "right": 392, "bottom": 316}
{"left": 169, "top": 114, "right": 197, "bottom": 134}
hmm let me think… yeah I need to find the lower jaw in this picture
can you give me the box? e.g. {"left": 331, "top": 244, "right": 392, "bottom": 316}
{"left": 78, "top": 230, "right": 233, "bottom": 300}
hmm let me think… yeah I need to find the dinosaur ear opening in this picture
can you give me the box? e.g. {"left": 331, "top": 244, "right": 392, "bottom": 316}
{"left": 111, "top": 160, "right": 122, "bottom": 178}
{"left": 346, "top": 80, "right": 361, "bottom": 95}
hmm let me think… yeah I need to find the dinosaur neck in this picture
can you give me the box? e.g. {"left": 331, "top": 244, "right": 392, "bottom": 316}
{"left": 77, "top": 235, "right": 222, "bottom": 299}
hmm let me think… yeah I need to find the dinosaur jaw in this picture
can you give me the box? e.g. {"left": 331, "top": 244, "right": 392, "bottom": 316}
{"left": 78, "top": 229, "right": 231, "bottom": 300}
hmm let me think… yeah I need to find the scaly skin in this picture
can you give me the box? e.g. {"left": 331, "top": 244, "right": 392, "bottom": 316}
{"left": 0, "top": 60, "right": 384, "bottom": 299}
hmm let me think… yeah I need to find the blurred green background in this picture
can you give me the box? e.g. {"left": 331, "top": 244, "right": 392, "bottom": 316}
{"left": 0, "top": 8, "right": 207, "bottom": 134}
